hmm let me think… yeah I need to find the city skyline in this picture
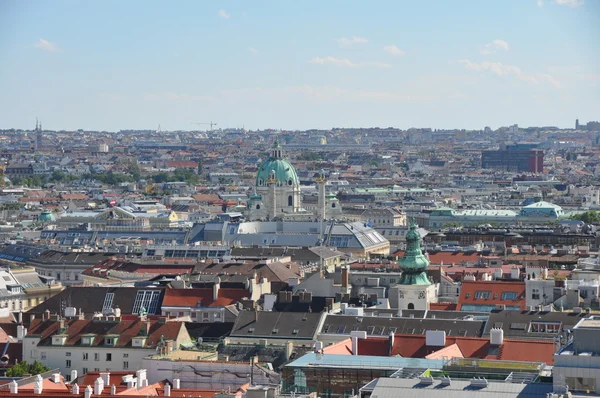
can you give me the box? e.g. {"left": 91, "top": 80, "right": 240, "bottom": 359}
{"left": 0, "top": 0, "right": 598, "bottom": 131}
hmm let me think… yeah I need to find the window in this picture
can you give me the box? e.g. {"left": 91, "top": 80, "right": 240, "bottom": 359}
{"left": 66, "top": 360, "right": 71, "bottom": 368}
{"left": 94, "top": 353, "right": 99, "bottom": 361}
{"left": 132, "top": 290, "right": 161, "bottom": 314}
{"left": 41, "top": 352, "right": 46, "bottom": 360}
{"left": 123, "top": 361, "right": 129, "bottom": 369}
{"left": 214, "top": 312, "right": 221, "bottom": 319}
{"left": 532, "top": 289, "right": 540, "bottom": 300}
{"left": 83, "top": 353, "right": 88, "bottom": 361}
{"left": 530, "top": 322, "right": 561, "bottom": 333}
{"left": 502, "top": 292, "right": 518, "bottom": 300}
{"left": 75, "top": 274, "right": 79, "bottom": 281}
{"left": 102, "top": 293, "right": 115, "bottom": 312}
{"left": 288, "top": 196, "right": 293, "bottom": 207}
{"left": 123, "top": 353, "right": 129, "bottom": 358}
{"left": 56, "top": 273, "right": 61, "bottom": 281}
{"left": 82, "top": 368, "right": 88, "bottom": 375}
{"left": 66, "top": 352, "right": 71, "bottom": 357}
{"left": 106, "top": 353, "right": 112, "bottom": 361}
{"left": 474, "top": 291, "right": 491, "bottom": 299}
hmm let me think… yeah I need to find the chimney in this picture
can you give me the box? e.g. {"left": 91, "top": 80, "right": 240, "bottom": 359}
{"left": 100, "top": 372, "right": 110, "bottom": 386}
{"left": 173, "top": 379, "right": 180, "bottom": 389}
{"left": 84, "top": 385, "right": 92, "bottom": 398}
{"left": 254, "top": 310, "right": 259, "bottom": 322}
{"left": 490, "top": 328, "right": 504, "bottom": 346}
{"left": 52, "top": 373, "right": 60, "bottom": 383}
{"left": 17, "top": 325, "right": 26, "bottom": 340}
{"left": 110, "top": 385, "right": 116, "bottom": 395}
{"left": 136, "top": 369, "right": 147, "bottom": 389}
{"left": 29, "top": 314, "right": 35, "bottom": 324}
{"left": 341, "top": 266, "right": 349, "bottom": 289}
{"left": 34, "top": 375, "right": 43, "bottom": 394}
{"left": 71, "top": 384, "right": 79, "bottom": 395}
{"left": 389, "top": 331, "right": 395, "bottom": 356}
{"left": 43, "top": 310, "right": 50, "bottom": 321}
{"left": 71, "top": 370, "right": 78, "bottom": 382}
{"left": 164, "top": 383, "right": 171, "bottom": 397}
{"left": 213, "top": 281, "right": 220, "bottom": 301}
{"left": 351, "top": 336, "right": 358, "bottom": 355}
{"left": 59, "top": 318, "right": 65, "bottom": 331}
{"left": 94, "top": 377, "right": 104, "bottom": 395}
{"left": 18, "top": 311, "right": 22, "bottom": 325}
{"left": 9, "top": 380, "right": 17, "bottom": 394}
{"left": 145, "top": 320, "right": 151, "bottom": 336}
{"left": 510, "top": 267, "right": 520, "bottom": 280}
{"left": 285, "top": 341, "right": 294, "bottom": 360}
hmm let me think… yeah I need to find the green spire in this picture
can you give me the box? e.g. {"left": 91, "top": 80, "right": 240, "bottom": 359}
{"left": 398, "top": 220, "right": 431, "bottom": 285}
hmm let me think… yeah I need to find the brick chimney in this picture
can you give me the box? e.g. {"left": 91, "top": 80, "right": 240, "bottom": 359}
{"left": 341, "top": 266, "right": 349, "bottom": 288}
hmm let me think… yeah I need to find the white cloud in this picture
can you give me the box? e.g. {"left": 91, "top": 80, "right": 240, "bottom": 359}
{"left": 309, "top": 56, "right": 391, "bottom": 68}
{"left": 33, "top": 38, "right": 59, "bottom": 52}
{"left": 480, "top": 39, "right": 510, "bottom": 55}
{"left": 537, "top": 0, "right": 544, "bottom": 6}
{"left": 337, "top": 36, "right": 368, "bottom": 47}
{"left": 218, "top": 9, "right": 230, "bottom": 19}
{"left": 458, "top": 59, "right": 561, "bottom": 87}
{"left": 384, "top": 44, "right": 405, "bottom": 56}
{"left": 248, "top": 47, "right": 258, "bottom": 54}
{"left": 554, "top": 0, "right": 583, "bottom": 7}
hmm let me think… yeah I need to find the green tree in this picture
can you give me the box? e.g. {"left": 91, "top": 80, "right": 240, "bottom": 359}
{"left": 127, "top": 161, "right": 141, "bottom": 181}
{"left": 5, "top": 360, "right": 50, "bottom": 377}
{"left": 570, "top": 210, "right": 600, "bottom": 224}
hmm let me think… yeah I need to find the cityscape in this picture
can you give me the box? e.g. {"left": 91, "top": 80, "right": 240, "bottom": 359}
{"left": 0, "top": 1, "right": 599, "bottom": 398}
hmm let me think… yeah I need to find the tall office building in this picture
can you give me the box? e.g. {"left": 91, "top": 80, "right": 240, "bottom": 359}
{"left": 482, "top": 143, "right": 544, "bottom": 173}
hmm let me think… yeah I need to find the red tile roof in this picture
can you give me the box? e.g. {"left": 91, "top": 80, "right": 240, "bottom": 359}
{"left": 162, "top": 288, "right": 250, "bottom": 308}
{"left": 355, "top": 334, "right": 554, "bottom": 364}
{"left": 27, "top": 318, "right": 184, "bottom": 349}
{"left": 457, "top": 280, "right": 526, "bottom": 311}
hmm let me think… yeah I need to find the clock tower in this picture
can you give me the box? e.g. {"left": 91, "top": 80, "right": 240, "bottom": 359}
{"left": 396, "top": 221, "right": 438, "bottom": 310}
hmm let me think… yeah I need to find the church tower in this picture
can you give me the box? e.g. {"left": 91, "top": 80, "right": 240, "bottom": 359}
{"left": 396, "top": 221, "right": 438, "bottom": 310}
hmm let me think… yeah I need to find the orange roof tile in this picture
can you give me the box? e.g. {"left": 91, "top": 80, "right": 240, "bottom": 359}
{"left": 457, "top": 280, "right": 526, "bottom": 311}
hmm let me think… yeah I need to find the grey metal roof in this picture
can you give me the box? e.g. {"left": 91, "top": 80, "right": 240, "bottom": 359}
{"left": 368, "top": 377, "right": 554, "bottom": 398}
{"left": 230, "top": 310, "right": 325, "bottom": 340}
{"left": 321, "top": 314, "right": 485, "bottom": 337}
{"left": 483, "top": 309, "right": 589, "bottom": 339}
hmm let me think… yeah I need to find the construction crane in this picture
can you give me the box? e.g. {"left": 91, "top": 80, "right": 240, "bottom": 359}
{"left": 191, "top": 121, "right": 218, "bottom": 131}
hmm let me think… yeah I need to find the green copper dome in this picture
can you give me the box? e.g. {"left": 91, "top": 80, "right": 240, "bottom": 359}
{"left": 255, "top": 136, "right": 299, "bottom": 187}
{"left": 398, "top": 221, "right": 431, "bottom": 285}
{"left": 38, "top": 209, "right": 55, "bottom": 222}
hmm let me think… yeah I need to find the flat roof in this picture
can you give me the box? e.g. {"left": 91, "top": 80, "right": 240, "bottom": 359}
{"left": 285, "top": 352, "right": 443, "bottom": 370}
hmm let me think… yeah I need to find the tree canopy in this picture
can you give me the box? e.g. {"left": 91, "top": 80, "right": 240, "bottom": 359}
{"left": 5, "top": 360, "right": 50, "bottom": 377}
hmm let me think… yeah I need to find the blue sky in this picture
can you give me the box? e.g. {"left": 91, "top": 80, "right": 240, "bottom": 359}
{"left": 0, "top": 0, "right": 598, "bottom": 131}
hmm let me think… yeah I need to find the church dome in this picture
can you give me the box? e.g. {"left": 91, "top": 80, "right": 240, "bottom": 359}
{"left": 38, "top": 209, "right": 55, "bottom": 222}
{"left": 255, "top": 136, "right": 299, "bottom": 187}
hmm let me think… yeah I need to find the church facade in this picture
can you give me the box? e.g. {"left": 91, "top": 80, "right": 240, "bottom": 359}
{"left": 246, "top": 137, "right": 342, "bottom": 221}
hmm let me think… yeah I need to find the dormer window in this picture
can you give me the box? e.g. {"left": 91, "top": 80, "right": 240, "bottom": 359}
{"left": 53, "top": 335, "right": 67, "bottom": 346}
{"left": 132, "top": 336, "right": 147, "bottom": 347}
{"left": 104, "top": 336, "right": 117, "bottom": 346}
{"left": 81, "top": 335, "right": 95, "bottom": 345}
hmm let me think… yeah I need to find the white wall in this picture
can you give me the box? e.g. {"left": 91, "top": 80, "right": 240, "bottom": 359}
{"left": 23, "top": 337, "right": 154, "bottom": 378}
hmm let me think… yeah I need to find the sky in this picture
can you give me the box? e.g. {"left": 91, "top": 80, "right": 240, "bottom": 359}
{"left": 0, "top": 0, "right": 598, "bottom": 132}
